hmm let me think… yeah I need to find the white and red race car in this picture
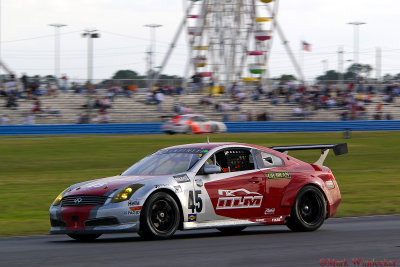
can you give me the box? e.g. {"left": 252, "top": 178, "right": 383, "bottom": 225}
{"left": 161, "top": 114, "right": 226, "bottom": 134}
{"left": 49, "top": 142, "right": 347, "bottom": 241}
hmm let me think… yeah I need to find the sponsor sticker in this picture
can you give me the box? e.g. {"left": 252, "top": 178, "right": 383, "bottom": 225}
{"left": 174, "top": 174, "right": 191, "bottom": 183}
{"left": 154, "top": 184, "right": 169, "bottom": 189}
{"left": 188, "top": 214, "right": 197, "bottom": 222}
{"left": 195, "top": 178, "right": 203, "bottom": 187}
{"left": 272, "top": 216, "right": 283, "bottom": 222}
{"left": 124, "top": 210, "right": 141, "bottom": 215}
{"left": 265, "top": 171, "right": 291, "bottom": 179}
{"left": 128, "top": 200, "right": 140, "bottom": 206}
{"left": 216, "top": 189, "right": 263, "bottom": 210}
{"left": 174, "top": 185, "right": 182, "bottom": 193}
{"left": 264, "top": 208, "right": 275, "bottom": 215}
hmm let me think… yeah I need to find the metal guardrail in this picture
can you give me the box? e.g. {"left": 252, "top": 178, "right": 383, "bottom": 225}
{"left": 0, "top": 120, "right": 399, "bottom": 135}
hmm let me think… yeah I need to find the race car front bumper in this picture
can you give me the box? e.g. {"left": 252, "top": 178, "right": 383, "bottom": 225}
{"left": 49, "top": 203, "right": 141, "bottom": 234}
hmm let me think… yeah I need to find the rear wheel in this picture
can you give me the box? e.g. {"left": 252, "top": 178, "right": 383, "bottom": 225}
{"left": 185, "top": 126, "right": 194, "bottom": 134}
{"left": 286, "top": 185, "right": 327, "bottom": 232}
{"left": 217, "top": 226, "right": 246, "bottom": 234}
{"left": 139, "top": 192, "right": 180, "bottom": 240}
{"left": 210, "top": 125, "right": 217, "bottom": 133}
{"left": 67, "top": 234, "right": 101, "bottom": 241}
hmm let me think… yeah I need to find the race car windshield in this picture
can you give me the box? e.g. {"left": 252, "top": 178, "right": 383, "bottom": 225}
{"left": 122, "top": 148, "right": 207, "bottom": 176}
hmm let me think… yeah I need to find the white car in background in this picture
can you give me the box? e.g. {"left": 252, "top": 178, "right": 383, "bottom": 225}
{"left": 162, "top": 114, "right": 226, "bottom": 134}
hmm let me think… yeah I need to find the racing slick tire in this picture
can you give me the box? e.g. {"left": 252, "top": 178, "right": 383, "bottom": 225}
{"left": 210, "top": 125, "right": 217, "bottom": 133}
{"left": 216, "top": 226, "right": 246, "bottom": 234}
{"left": 286, "top": 185, "right": 327, "bottom": 232}
{"left": 67, "top": 234, "right": 102, "bottom": 241}
{"left": 139, "top": 192, "right": 180, "bottom": 240}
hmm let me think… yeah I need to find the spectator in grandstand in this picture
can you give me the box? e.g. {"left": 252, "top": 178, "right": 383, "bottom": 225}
{"left": 0, "top": 114, "right": 9, "bottom": 125}
{"left": 251, "top": 90, "right": 260, "bottom": 101}
{"left": 191, "top": 73, "right": 203, "bottom": 93}
{"left": 20, "top": 73, "right": 29, "bottom": 93}
{"left": 256, "top": 83, "right": 265, "bottom": 96}
{"left": 46, "top": 82, "right": 58, "bottom": 97}
{"left": 96, "top": 109, "right": 110, "bottom": 123}
{"left": 106, "top": 85, "right": 118, "bottom": 101}
{"left": 229, "top": 82, "right": 240, "bottom": 97}
{"left": 145, "top": 92, "right": 155, "bottom": 104}
{"left": 293, "top": 106, "right": 306, "bottom": 119}
{"left": 5, "top": 94, "right": 18, "bottom": 109}
{"left": 173, "top": 84, "right": 184, "bottom": 95}
{"left": 238, "top": 112, "right": 246, "bottom": 122}
{"left": 76, "top": 113, "right": 90, "bottom": 124}
{"left": 2, "top": 75, "right": 22, "bottom": 98}
{"left": 99, "top": 96, "right": 112, "bottom": 109}
{"left": 246, "top": 111, "right": 253, "bottom": 121}
{"left": 22, "top": 112, "right": 35, "bottom": 125}
{"left": 31, "top": 98, "right": 42, "bottom": 113}
{"left": 200, "top": 94, "right": 213, "bottom": 106}
{"left": 43, "top": 106, "right": 61, "bottom": 116}
{"left": 61, "top": 74, "right": 68, "bottom": 92}
{"left": 154, "top": 90, "right": 164, "bottom": 111}
{"left": 120, "top": 85, "right": 132, "bottom": 98}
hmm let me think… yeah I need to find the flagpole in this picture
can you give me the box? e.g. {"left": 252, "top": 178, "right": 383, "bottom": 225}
{"left": 299, "top": 39, "right": 304, "bottom": 83}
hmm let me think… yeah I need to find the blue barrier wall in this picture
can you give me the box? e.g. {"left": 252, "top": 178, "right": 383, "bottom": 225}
{"left": 0, "top": 120, "right": 399, "bottom": 135}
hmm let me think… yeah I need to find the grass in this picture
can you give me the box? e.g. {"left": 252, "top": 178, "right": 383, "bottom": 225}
{"left": 0, "top": 132, "right": 399, "bottom": 236}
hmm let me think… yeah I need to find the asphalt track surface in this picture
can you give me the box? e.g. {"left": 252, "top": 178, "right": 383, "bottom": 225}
{"left": 1, "top": 215, "right": 399, "bottom": 267}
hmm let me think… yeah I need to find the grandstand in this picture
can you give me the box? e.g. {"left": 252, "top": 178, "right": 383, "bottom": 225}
{"left": 0, "top": 88, "right": 398, "bottom": 125}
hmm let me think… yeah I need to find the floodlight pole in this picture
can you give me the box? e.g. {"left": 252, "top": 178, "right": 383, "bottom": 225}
{"left": 49, "top": 23, "right": 67, "bottom": 83}
{"left": 144, "top": 24, "right": 162, "bottom": 90}
{"left": 82, "top": 29, "right": 100, "bottom": 84}
{"left": 347, "top": 22, "right": 366, "bottom": 65}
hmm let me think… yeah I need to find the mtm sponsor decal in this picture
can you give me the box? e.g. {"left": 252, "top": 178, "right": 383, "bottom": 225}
{"left": 216, "top": 189, "right": 263, "bottom": 210}
{"left": 265, "top": 171, "right": 291, "bottom": 179}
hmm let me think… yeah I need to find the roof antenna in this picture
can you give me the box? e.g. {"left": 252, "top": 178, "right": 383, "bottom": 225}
{"left": 207, "top": 135, "right": 210, "bottom": 144}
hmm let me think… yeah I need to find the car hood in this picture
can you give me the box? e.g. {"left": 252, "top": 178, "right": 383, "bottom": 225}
{"left": 64, "top": 175, "right": 166, "bottom": 196}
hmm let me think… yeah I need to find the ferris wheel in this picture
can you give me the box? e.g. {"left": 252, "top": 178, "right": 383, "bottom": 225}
{"left": 185, "top": 0, "right": 279, "bottom": 88}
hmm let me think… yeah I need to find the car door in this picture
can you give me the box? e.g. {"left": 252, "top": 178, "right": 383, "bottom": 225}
{"left": 254, "top": 149, "right": 293, "bottom": 217}
{"left": 194, "top": 148, "right": 266, "bottom": 222}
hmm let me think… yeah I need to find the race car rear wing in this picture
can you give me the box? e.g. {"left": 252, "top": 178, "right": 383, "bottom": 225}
{"left": 270, "top": 143, "right": 348, "bottom": 166}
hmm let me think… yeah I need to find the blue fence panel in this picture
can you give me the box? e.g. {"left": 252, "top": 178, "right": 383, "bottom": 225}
{"left": 0, "top": 120, "right": 399, "bottom": 135}
{"left": 0, "top": 123, "right": 163, "bottom": 135}
{"left": 225, "top": 120, "right": 400, "bottom": 133}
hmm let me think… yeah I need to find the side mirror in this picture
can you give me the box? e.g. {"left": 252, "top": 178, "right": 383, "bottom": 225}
{"left": 203, "top": 165, "right": 222, "bottom": 174}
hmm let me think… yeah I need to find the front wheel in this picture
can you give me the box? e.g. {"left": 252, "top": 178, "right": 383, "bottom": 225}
{"left": 286, "top": 185, "right": 327, "bottom": 232}
{"left": 67, "top": 234, "right": 102, "bottom": 241}
{"left": 139, "top": 192, "right": 180, "bottom": 240}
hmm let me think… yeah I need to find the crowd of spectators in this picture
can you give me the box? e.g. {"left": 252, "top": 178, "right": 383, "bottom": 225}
{"left": 2, "top": 72, "right": 400, "bottom": 125}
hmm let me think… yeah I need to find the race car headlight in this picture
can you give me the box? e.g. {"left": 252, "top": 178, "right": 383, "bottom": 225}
{"left": 52, "top": 189, "right": 67, "bottom": 206}
{"left": 112, "top": 184, "right": 144, "bottom": 203}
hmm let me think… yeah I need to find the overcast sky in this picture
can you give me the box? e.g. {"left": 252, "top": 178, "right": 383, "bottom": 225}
{"left": 1, "top": 0, "right": 400, "bottom": 81}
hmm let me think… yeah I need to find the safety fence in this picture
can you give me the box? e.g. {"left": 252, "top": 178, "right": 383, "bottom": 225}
{"left": 0, "top": 120, "right": 399, "bottom": 136}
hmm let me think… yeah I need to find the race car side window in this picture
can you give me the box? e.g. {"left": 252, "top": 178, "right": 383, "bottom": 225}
{"left": 216, "top": 149, "right": 255, "bottom": 172}
{"left": 257, "top": 151, "right": 284, "bottom": 168}
{"left": 197, "top": 149, "right": 256, "bottom": 175}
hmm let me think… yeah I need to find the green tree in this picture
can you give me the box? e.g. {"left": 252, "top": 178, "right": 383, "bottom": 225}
{"left": 275, "top": 74, "right": 296, "bottom": 83}
{"left": 317, "top": 70, "right": 340, "bottom": 81}
{"left": 112, "top": 70, "right": 141, "bottom": 79}
{"left": 346, "top": 64, "right": 373, "bottom": 78}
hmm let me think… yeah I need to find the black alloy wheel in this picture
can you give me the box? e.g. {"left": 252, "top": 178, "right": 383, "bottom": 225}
{"left": 286, "top": 185, "right": 327, "bottom": 232}
{"left": 139, "top": 192, "right": 180, "bottom": 239}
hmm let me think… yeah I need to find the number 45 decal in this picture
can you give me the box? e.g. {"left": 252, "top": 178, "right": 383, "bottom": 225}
{"left": 188, "top": 190, "right": 203, "bottom": 213}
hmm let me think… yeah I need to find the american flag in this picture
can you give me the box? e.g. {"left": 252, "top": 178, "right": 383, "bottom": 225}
{"left": 302, "top": 41, "right": 311, "bottom": 52}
